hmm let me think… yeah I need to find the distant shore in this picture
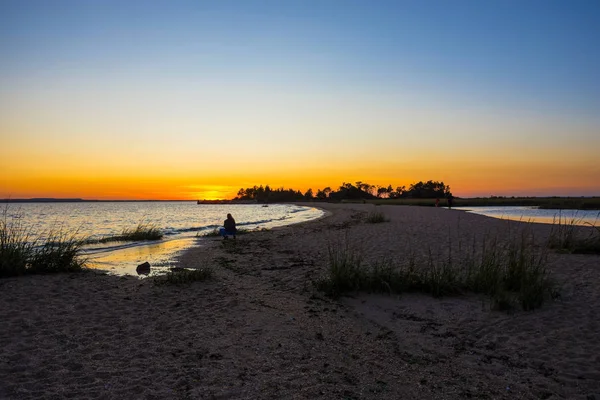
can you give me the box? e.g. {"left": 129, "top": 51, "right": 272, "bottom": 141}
{"left": 3, "top": 196, "right": 600, "bottom": 209}
{"left": 1, "top": 203, "right": 599, "bottom": 398}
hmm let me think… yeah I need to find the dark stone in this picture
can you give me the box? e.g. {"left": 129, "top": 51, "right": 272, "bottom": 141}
{"left": 136, "top": 262, "right": 151, "bottom": 275}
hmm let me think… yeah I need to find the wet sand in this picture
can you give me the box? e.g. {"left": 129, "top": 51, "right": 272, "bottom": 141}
{"left": 1, "top": 203, "right": 599, "bottom": 399}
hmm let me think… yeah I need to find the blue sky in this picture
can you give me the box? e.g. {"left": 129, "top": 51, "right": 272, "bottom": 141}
{"left": 2, "top": 0, "right": 598, "bottom": 114}
{"left": 0, "top": 0, "right": 600, "bottom": 107}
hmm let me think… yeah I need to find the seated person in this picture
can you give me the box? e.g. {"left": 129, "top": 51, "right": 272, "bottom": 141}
{"left": 219, "top": 213, "right": 237, "bottom": 239}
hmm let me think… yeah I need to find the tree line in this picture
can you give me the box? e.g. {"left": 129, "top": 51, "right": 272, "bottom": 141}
{"left": 234, "top": 180, "right": 452, "bottom": 202}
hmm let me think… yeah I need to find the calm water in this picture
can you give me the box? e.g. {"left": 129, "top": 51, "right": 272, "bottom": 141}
{"left": 5, "top": 202, "right": 324, "bottom": 276}
{"left": 454, "top": 206, "right": 600, "bottom": 226}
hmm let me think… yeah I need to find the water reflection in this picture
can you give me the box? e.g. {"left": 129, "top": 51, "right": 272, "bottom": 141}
{"left": 455, "top": 206, "right": 600, "bottom": 226}
{"left": 85, "top": 237, "right": 200, "bottom": 277}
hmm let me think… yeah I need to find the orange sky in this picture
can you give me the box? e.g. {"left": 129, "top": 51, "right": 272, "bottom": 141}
{"left": 2, "top": 151, "right": 599, "bottom": 200}
{"left": 2, "top": 108, "right": 599, "bottom": 199}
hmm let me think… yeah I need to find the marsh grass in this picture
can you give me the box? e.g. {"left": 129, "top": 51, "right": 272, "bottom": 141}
{"left": 1, "top": 208, "right": 86, "bottom": 277}
{"left": 98, "top": 222, "right": 163, "bottom": 243}
{"left": 365, "top": 211, "right": 389, "bottom": 224}
{"left": 318, "top": 227, "right": 554, "bottom": 310}
{"left": 154, "top": 268, "right": 213, "bottom": 285}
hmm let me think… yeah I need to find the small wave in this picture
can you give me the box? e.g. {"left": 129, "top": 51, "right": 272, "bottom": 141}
{"left": 236, "top": 219, "right": 267, "bottom": 226}
{"left": 84, "top": 207, "right": 321, "bottom": 250}
{"left": 162, "top": 225, "right": 221, "bottom": 235}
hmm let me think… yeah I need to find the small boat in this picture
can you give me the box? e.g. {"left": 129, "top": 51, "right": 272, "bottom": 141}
{"left": 262, "top": 204, "right": 269, "bottom": 207}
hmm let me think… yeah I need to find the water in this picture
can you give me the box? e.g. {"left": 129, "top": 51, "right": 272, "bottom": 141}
{"left": 4, "top": 202, "right": 324, "bottom": 276}
{"left": 454, "top": 206, "right": 600, "bottom": 226}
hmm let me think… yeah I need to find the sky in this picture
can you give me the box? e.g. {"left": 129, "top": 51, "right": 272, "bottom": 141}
{"left": 1, "top": 0, "right": 599, "bottom": 200}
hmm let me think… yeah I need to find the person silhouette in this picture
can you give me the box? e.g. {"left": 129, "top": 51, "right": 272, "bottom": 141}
{"left": 220, "top": 213, "right": 237, "bottom": 239}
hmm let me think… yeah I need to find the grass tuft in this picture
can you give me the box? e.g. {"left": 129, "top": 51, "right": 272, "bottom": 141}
{"left": 548, "top": 213, "right": 600, "bottom": 254}
{"left": 199, "top": 228, "right": 251, "bottom": 237}
{"left": 316, "top": 242, "right": 365, "bottom": 297}
{"left": 154, "top": 268, "right": 213, "bottom": 285}
{"left": 547, "top": 213, "right": 581, "bottom": 251}
{"left": 202, "top": 228, "right": 222, "bottom": 237}
{"left": 27, "top": 231, "right": 86, "bottom": 274}
{"left": 1, "top": 208, "right": 86, "bottom": 277}
{"left": 365, "top": 211, "right": 389, "bottom": 224}
{"left": 0, "top": 210, "right": 34, "bottom": 277}
{"left": 98, "top": 222, "right": 163, "bottom": 243}
{"left": 574, "top": 225, "right": 600, "bottom": 254}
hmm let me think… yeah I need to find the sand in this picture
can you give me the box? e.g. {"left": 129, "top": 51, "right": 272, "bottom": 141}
{"left": 1, "top": 203, "right": 599, "bottom": 399}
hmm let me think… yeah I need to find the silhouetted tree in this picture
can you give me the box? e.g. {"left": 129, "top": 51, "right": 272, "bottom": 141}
{"left": 234, "top": 180, "right": 452, "bottom": 202}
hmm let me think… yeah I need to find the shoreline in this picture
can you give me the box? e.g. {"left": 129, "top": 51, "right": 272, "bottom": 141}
{"left": 80, "top": 204, "right": 326, "bottom": 276}
{"left": 4, "top": 197, "right": 600, "bottom": 211}
{"left": 2, "top": 203, "right": 599, "bottom": 398}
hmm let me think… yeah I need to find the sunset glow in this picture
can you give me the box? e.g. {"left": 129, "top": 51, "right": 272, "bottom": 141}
{"left": 1, "top": 1, "right": 599, "bottom": 200}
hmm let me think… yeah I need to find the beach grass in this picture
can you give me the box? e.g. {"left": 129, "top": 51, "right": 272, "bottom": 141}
{"left": 0, "top": 210, "right": 34, "bottom": 277}
{"left": 154, "top": 267, "right": 213, "bottom": 285}
{"left": 548, "top": 214, "right": 600, "bottom": 254}
{"left": 570, "top": 224, "right": 600, "bottom": 254}
{"left": 316, "top": 241, "right": 365, "bottom": 295}
{"left": 98, "top": 222, "right": 163, "bottom": 243}
{"left": 547, "top": 214, "right": 581, "bottom": 251}
{"left": 26, "top": 231, "right": 86, "bottom": 274}
{"left": 1, "top": 209, "right": 86, "bottom": 277}
{"left": 317, "top": 227, "right": 554, "bottom": 310}
{"left": 365, "top": 211, "right": 389, "bottom": 224}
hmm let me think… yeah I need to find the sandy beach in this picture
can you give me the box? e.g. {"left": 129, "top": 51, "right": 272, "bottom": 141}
{"left": 1, "top": 203, "right": 599, "bottom": 399}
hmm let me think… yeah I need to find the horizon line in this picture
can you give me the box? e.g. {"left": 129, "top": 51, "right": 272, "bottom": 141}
{"left": 3, "top": 195, "right": 600, "bottom": 203}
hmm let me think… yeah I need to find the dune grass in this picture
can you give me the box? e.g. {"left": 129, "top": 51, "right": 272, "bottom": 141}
{"left": 98, "top": 222, "right": 163, "bottom": 243}
{"left": 154, "top": 267, "right": 213, "bottom": 285}
{"left": 1, "top": 209, "right": 86, "bottom": 277}
{"left": 317, "top": 228, "right": 554, "bottom": 311}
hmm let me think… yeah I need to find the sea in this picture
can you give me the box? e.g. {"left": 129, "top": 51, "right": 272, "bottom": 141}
{"left": 3, "top": 202, "right": 324, "bottom": 276}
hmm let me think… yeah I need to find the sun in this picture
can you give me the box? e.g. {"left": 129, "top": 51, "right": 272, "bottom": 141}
{"left": 188, "top": 185, "right": 237, "bottom": 201}
{"left": 196, "top": 191, "right": 222, "bottom": 201}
